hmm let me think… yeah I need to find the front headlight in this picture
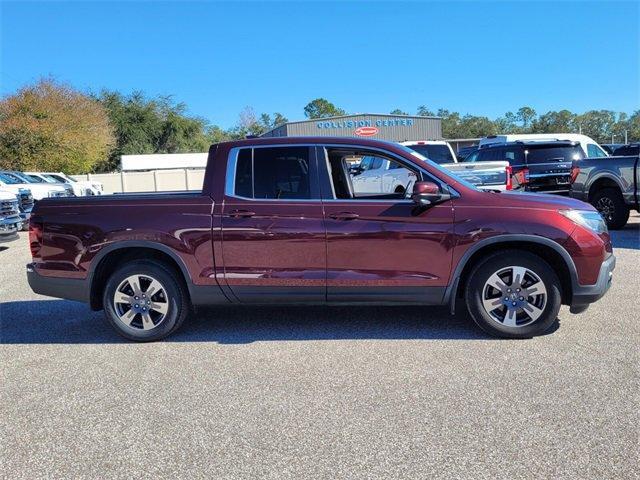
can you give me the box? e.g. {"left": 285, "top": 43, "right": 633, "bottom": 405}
{"left": 559, "top": 209, "right": 607, "bottom": 234}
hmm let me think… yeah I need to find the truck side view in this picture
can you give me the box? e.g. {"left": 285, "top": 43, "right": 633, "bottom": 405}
{"left": 27, "top": 137, "right": 615, "bottom": 341}
{"left": 570, "top": 154, "right": 639, "bottom": 229}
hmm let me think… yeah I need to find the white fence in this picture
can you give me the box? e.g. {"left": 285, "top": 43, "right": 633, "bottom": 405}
{"left": 71, "top": 169, "right": 206, "bottom": 194}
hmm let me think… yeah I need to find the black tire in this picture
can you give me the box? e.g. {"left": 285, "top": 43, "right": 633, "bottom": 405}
{"left": 465, "top": 250, "right": 562, "bottom": 339}
{"left": 102, "top": 260, "right": 190, "bottom": 342}
{"left": 592, "top": 188, "right": 629, "bottom": 230}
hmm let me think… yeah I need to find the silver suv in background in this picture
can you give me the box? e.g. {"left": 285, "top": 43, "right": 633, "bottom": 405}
{"left": 0, "top": 171, "right": 72, "bottom": 200}
{"left": 25, "top": 171, "right": 103, "bottom": 196}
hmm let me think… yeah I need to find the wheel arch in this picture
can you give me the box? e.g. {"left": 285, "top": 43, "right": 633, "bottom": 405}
{"left": 587, "top": 174, "right": 623, "bottom": 202}
{"left": 88, "top": 241, "right": 192, "bottom": 310}
{"left": 445, "top": 235, "right": 579, "bottom": 313}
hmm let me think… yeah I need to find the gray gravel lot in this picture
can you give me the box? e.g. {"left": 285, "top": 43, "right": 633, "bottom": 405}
{"left": 1, "top": 216, "right": 639, "bottom": 479}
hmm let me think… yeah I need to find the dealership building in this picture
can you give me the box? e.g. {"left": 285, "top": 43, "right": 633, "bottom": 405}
{"left": 260, "top": 113, "right": 442, "bottom": 142}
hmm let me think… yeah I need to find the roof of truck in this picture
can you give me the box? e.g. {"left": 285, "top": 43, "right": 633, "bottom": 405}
{"left": 216, "top": 136, "right": 402, "bottom": 149}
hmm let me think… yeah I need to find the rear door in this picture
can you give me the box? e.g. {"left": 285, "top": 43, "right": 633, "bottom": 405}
{"left": 318, "top": 145, "right": 455, "bottom": 303}
{"left": 220, "top": 145, "right": 326, "bottom": 303}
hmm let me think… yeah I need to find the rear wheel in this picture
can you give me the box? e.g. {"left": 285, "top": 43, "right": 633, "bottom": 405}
{"left": 592, "top": 188, "right": 629, "bottom": 230}
{"left": 465, "top": 251, "right": 561, "bottom": 338}
{"left": 103, "top": 260, "right": 189, "bottom": 341}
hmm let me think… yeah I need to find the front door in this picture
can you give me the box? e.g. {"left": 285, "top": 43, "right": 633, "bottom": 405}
{"left": 220, "top": 145, "right": 326, "bottom": 303}
{"left": 319, "top": 146, "right": 455, "bottom": 303}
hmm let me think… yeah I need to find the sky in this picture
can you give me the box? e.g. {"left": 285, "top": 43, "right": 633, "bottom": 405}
{"left": 1, "top": 1, "right": 638, "bottom": 128}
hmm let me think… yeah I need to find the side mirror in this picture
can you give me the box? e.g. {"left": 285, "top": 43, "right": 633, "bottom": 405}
{"left": 411, "top": 181, "right": 448, "bottom": 206}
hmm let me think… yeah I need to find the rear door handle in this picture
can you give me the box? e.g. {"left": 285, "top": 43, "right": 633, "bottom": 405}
{"left": 228, "top": 209, "right": 256, "bottom": 218}
{"left": 328, "top": 212, "right": 359, "bottom": 220}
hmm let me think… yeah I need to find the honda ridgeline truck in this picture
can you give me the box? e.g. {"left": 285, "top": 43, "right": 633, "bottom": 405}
{"left": 27, "top": 137, "right": 615, "bottom": 341}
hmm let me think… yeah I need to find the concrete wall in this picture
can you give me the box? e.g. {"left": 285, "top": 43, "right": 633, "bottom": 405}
{"left": 72, "top": 169, "right": 205, "bottom": 194}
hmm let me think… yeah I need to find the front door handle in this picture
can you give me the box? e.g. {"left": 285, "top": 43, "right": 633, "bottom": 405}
{"left": 229, "top": 209, "right": 256, "bottom": 218}
{"left": 329, "top": 212, "right": 359, "bottom": 220}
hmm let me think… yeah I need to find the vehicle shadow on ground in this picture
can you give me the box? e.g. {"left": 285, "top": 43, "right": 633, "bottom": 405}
{"left": 609, "top": 215, "right": 640, "bottom": 250}
{"left": 0, "top": 299, "right": 556, "bottom": 345}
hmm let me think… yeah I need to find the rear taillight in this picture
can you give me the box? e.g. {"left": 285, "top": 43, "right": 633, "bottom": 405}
{"left": 505, "top": 165, "right": 513, "bottom": 190}
{"left": 514, "top": 168, "right": 530, "bottom": 187}
{"left": 29, "top": 217, "right": 43, "bottom": 259}
{"left": 570, "top": 164, "right": 580, "bottom": 184}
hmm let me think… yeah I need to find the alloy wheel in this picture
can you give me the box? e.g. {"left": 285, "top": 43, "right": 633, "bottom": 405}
{"left": 596, "top": 197, "right": 615, "bottom": 222}
{"left": 113, "top": 274, "right": 169, "bottom": 330}
{"left": 482, "top": 266, "right": 547, "bottom": 328}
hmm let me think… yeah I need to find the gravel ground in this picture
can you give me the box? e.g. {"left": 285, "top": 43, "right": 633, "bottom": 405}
{"left": 1, "top": 215, "right": 639, "bottom": 479}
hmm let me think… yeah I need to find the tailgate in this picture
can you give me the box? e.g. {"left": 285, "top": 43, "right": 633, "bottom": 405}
{"left": 443, "top": 161, "right": 509, "bottom": 188}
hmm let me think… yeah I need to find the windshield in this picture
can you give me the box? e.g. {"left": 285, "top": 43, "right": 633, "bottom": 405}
{"left": 47, "top": 173, "right": 73, "bottom": 183}
{"left": 405, "top": 144, "right": 455, "bottom": 164}
{"left": 1, "top": 172, "right": 31, "bottom": 183}
{"left": 0, "top": 173, "right": 22, "bottom": 185}
{"left": 26, "top": 174, "right": 48, "bottom": 183}
{"left": 395, "top": 144, "right": 479, "bottom": 191}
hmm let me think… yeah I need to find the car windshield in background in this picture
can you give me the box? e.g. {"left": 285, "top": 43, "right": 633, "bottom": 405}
{"left": 405, "top": 145, "right": 454, "bottom": 164}
{"left": 0, "top": 173, "right": 22, "bottom": 184}
{"left": 43, "top": 174, "right": 63, "bottom": 183}
{"left": 525, "top": 146, "right": 584, "bottom": 163}
{"left": 26, "top": 175, "right": 48, "bottom": 183}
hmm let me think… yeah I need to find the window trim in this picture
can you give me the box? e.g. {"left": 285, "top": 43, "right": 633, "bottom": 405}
{"left": 225, "top": 145, "right": 319, "bottom": 202}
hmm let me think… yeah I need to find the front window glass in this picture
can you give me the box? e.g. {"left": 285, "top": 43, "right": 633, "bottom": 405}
{"left": 26, "top": 174, "right": 47, "bottom": 183}
{"left": 587, "top": 144, "right": 607, "bottom": 158}
{"left": 0, "top": 173, "right": 20, "bottom": 184}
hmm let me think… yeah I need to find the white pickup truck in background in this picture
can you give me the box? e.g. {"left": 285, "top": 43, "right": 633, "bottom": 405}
{"left": 350, "top": 141, "right": 511, "bottom": 195}
{"left": 0, "top": 189, "right": 22, "bottom": 242}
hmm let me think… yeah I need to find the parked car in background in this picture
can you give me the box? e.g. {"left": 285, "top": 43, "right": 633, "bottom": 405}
{"left": 27, "top": 137, "right": 615, "bottom": 341}
{"left": 0, "top": 189, "right": 22, "bottom": 242}
{"left": 0, "top": 172, "right": 70, "bottom": 201}
{"left": 480, "top": 133, "right": 608, "bottom": 158}
{"left": 25, "top": 171, "right": 103, "bottom": 196}
{"left": 601, "top": 144, "right": 625, "bottom": 155}
{"left": 611, "top": 143, "right": 639, "bottom": 157}
{"left": 2, "top": 171, "right": 75, "bottom": 198}
{"left": 570, "top": 153, "right": 639, "bottom": 229}
{"left": 464, "top": 140, "right": 584, "bottom": 194}
{"left": 400, "top": 141, "right": 511, "bottom": 191}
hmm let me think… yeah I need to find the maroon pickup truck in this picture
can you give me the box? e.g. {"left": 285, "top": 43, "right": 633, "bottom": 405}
{"left": 27, "top": 137, "right": 615, "bottom": 341}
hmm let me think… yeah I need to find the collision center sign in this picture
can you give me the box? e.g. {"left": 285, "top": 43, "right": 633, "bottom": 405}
{"left": 316, "top": 117, "right": 415, "bottom": 137}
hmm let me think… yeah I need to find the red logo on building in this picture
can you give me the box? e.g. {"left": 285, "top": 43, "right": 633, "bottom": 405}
{"left": 354, "top": 126, "right": 379, "bottom": 137}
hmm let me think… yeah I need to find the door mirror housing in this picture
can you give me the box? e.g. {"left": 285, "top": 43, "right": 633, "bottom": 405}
{"left": 411, "top": 181, "right": 448, "bottom": 206}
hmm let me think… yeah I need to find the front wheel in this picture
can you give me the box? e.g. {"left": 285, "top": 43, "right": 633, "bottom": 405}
{"left": 102, "top": 260, "right": 189, "bottom": 341}
{"left": 465, "top": 251, "right": 561, "bottom": 338}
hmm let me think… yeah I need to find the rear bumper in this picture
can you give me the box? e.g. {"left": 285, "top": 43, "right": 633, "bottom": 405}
{"left": 26, "top": 264, "right": 89, "bottom": 303}
{"left": 571, "top": 254, "right": 616, "bottom": 308}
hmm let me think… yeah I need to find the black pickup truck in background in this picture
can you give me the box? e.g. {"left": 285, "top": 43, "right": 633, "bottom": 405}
{"left": 570, "top": 154, "right": 639, "bottom": 229}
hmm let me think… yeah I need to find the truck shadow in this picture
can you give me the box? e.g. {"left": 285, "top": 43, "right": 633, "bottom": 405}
{"left": 609, "top": 215, "right": 639, "bottom": 250}
{"left": 0, "top": 300, "right": 560, "bottom": 345}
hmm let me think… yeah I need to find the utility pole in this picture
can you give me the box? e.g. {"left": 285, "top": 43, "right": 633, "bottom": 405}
{"left": 625, "top": 130, "right": 628, "bottom": 144}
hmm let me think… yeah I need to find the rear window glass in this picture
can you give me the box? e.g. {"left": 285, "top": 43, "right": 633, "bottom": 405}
{"left": 405, "top": 145, "right": 454, "bottom": 164}
{"left": 233, "top": 147, "right": 311, "bottom": 200}
{"left": 525, "top": 146, "right": 584, "bottom": 164}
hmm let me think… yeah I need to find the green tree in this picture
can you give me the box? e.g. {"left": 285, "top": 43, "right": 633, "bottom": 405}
{"left": 0, "top": 78, "right": 114, "bottom": 173}
{"left": 416, "top": 105, "right": 435, "bottom": 116}
{"left": 573, "top": 110, "right": 617, "bottom": 144}
{"left": 95, "top": 90, "right": 211, "bottom": 171}
{"left": 516, "top": 106, "right": 537, "bottom": 130}
{"left": 390, "top": 108, "right": 408, "bottom": 115}
{"left": 531, "top": 110, "right": 577, "bottom": 134}
{"left": 303, "top": 98, "right": 346, "bottom": 119}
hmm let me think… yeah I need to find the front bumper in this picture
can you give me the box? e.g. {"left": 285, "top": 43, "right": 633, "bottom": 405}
{"left": 26, "top": 263, "right": 89, "bottom": 303}
{"left": 0, "top": 216, "right": 23, "bottom": 241}
{"left": 571, "top": 254, "right": 616, "bottom": 309}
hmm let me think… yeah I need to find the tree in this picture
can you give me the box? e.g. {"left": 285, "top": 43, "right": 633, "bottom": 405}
{"left": 390, "top": 108, "right": 408, "bottom": 115}
{"left": 303, "top": 98, "right": 346, "bottom": 119}
{"left": 573, "top": 110, "right": 617, "bottom": 144}
{"left": 95, "top": 90, "right": 211, "bottom": 171}
{"left": 416, "top": 105, "right": 435, "bottom": 117}
{"left": 531, "top": 110, "right": 576, "bottom": 134}
{"left": 0, "top": 78, "right": 114, "bottom": 173}
{"left": 516, "top": 106, "right": 537, "bottom": 130}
